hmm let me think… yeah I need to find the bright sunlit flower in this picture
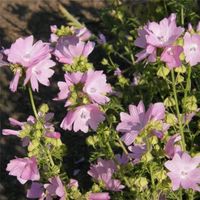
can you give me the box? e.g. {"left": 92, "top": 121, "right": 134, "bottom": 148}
{"left": 165, "top": 152, "right": 200, "bottom": 191}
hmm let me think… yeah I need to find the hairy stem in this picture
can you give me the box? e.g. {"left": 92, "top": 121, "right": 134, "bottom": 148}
{"left": 171, "top": 70, "right": 186, "bottom": 151}
{"left": 183, "top": 65, "right": 192, "bottom": 112}
{"left": 28, "top": 86, "right": 38, "bottom": 119}
{"left": 58, "top": 4, "right": 83, "bottom": 28}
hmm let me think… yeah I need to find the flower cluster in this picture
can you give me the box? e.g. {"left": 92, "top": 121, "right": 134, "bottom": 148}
{"left": 2, "top": 8, "right": 200, "bottom": 200}
{"left": 88, "top": 158, "right": 124, "bottom": 191}
{"left": 55, "top": 70, "right": 111, "bottom": 133}
{"left": 134, "top": 13, "right": 200, "bottom": 68}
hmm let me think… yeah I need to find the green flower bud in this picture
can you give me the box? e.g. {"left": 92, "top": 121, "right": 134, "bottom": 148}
{"left": 135, "top": 177, "right": 148, "bottom": 191}
{"left": 39, "top": 104, "right": 49, "bottom": 114}
{"left": 157, "top": 66, "right": 170, "bottom": 79}
{"left": 165, "top": 113, "right": 177, "bottom": 126}
{"left": 155, "top": 170, "right": 167, "bottom": 182}
{"left": 142, "top": 152, "right": 153, "bottom": 163}
{"left": 86, "top": 136, "right": 98, "bottom": 147}
{"left": 164, "top": 97, "right": 176, "bottom": 107}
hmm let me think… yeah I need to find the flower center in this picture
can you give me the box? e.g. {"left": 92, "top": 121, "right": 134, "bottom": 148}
{"left": 189, "top": 44, "right": 198, "bottom": 52}
{"left": 90, "top": 87, "right": 96, "bottom": 93}
{"left": 157, "top": 35, "right": 165, "bottom": 43}
{"left": 23, "top": 52, "right": 31, "bottom": 61}
{"left": 180, "top": 171, "right": 188, "bottom": 179}
{"left": 80, "top": 109, "right": 89, "bottom": 120}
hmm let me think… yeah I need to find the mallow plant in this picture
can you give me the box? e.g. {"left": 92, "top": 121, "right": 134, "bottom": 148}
{"left": 1, "top": 4, "right": 200, "bottom": 200}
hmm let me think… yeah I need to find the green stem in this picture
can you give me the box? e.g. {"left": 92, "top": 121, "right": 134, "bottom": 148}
{"left": 116, "top": 134, "right": 129, "bottom": 155}
{"left": 58, "top": 4, "right": 83, "bottom": 28}
{"left": 183, "top": 66, "right": 192, "bottom": 112}
{"left": 47, "top": 148, "right": 55, "bottom": 167}
{"left": 146, "top": 137, "right": 156, "bottom": 199}
{"left": 171, "top": 70, "right": 186, "bottom": 151}
{"left": 28, "top": 86, "right": 38, "bottom": 119}
{"left": 181, "top": 5, "right": 184, "bottom": 26}
{"left": 28, "top": 86, "right": 56, "bottom": 170}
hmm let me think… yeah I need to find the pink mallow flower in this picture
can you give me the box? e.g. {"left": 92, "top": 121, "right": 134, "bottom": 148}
{"left": 160, "top": 45, "right": 183, "bottom": 69}
{"left": 146, "top": 13, "right": 184, "bottom": 48}
{"left": 27, "top": 182, "right": 44, "bottom": 199}
{"left": 116, "top": 101, "right": 165, "bottom": 145}
{"left": 6, "top": 35, "right": 55, "bottom": 92}
{"left": 23, "top": 57, "right": 55, "bottom": 92}
{"left": 54, "top": 36, "right": 94, "bottom": 64}
{"left": 134, "top": 13, "right": 184, "bottom": 62}
{"left": 164, "top": 134, "right": 181, "bottom": 158}
{"left": 88, "top": 158, "right": 124, "bottom": 191}
{"left": 165, "top": 152, "right": 200, "bottom": 191}
{"left": 54, "top": 72, "right": 84, "bottom": 106}
{"left": 83, "top": 70, "right": 112, "bottom": 105}
{"left": 183, "top": 32, "right": 200, "bottom": 66}
{"left": 7, "top": 35, "right": 51, "bottom": 67}
{"left": 75, "top": 27, "right": 92, "bottom": 41}
{"left": 6, "top": 157, "right": 40, "bottom": 184}
{"left": 89, "top": 192, "right": 110, "bottom": 200}
{"left": 60, "top": 104, "right": 105, "bottom": 133}
{"left": 45, "top": 176, "right": 66, "bottom": 200}
{"left": 134, "top": 27, "right": 157, "bottom": 62}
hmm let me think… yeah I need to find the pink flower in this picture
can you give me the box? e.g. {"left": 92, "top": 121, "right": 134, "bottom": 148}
{"left": 134, "top": 13, "right": 184, "bottom": 62}
{"left": 54, "top": 72, "right": 84, "bottom": 106}
{"left": 45, "top": 132, "right": 61, "bottom": 139}
{"left": 160, "top": 45, "right": 183, "bottom": 69}
{"left": 134, "top": 27, "right": 157, "bottom": 62}
{"left": 45, "top": 176, "right": 66, "bottom": 200}
{"left": 6, "top": 157, "right": 40, "bottom": 184}
{"left": 67, "top": 179, "right": 79, "bottom": 188}
{"left": 83, "top": 70, "right": 112, "bottom": 104}
{"left": 7, "top": 35, "right": 51, "bottom": 67}
{"left": 50, "top": 25, "right": 59, "bottom": 43}
{"left": 114, "top": 68, "right": 122, "bottom": 77}
{"left": 115, "top": 153, "right": 129, "bottom": 165}
{"left": 88, "top": 158, "right": 124, "bottom": 191}
{"left": 60, "top": 104, "right": 105, "bottom": 133}
{"left": 164, "top": 134, "right": 181, "bottom": 158}
{"left": 2, "top": 117, "right": 34, "bottom": 146}
{"left": 146, "top": 13, "right": 184, "bottom": 48}
{"left": 88, "top": 158, "right": 117, "bottom": 180}
{"left": 6, "top": 35, "right": 55, "bottom": 92}
{"left": 54, "top": 36, "right": 94, "bottom": 64}
{"left": 128, "top": 144, "right": 146, "bottom": 164}
{"left": 75, "top": 27, "right": 92, "bottom": 41}
{"left": 183, "top": 32, "right": 200, "bottom": 66}
{"left": 89, "top": 192, "right": 110, "bottom": 200}
{"left": 97, "top": 33, "right": 106, "bottom": 44}
{"left": 165, "top": 152, "right": 200, "bottom": 191}
{"left": 27, "top": 182, "right": 44, "bottom": 199}
{"left": 116, "top": 101, "right": 165, "bottom": 145}
{"left": 9, "top": 70, "right": 21, "bottom": 92}
{"left": 24, "top": 58, "right": 55, "bottom": 91}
